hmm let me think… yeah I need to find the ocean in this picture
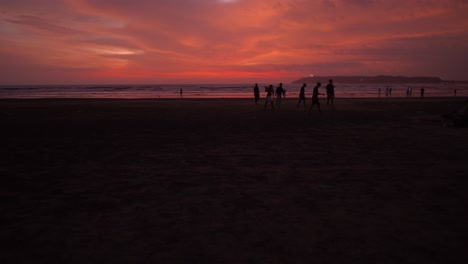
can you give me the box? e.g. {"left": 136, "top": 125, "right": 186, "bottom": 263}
{"left": 0, "top": 83, "right": 466, "bottom": 99}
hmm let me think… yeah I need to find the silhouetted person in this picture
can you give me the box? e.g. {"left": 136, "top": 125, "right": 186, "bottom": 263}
{"left": 254, "top": 83, "right": 260, "bottom": 104}
{"left": 275, "top": 83, "right": 284, "bottom": 107}
{"left": 297, "top": 83, "right": 307, "bottom": 108}
{"left": 309, "top": 82, "right": 323, "bottom": 113}
{"left": 326, "top": 79, "right": 335, "bottom": 110}
{"left": 265, "top": 85, "right": 275, "bottom": 109}
{"left": 420, "top": 87, "right": 425, "bottom": 98}
{"left": 378, "top": 88, "right": 381, "bottom": 97}
{"left": 454, "top": 89, "right": 457, "bottom": 97}
{"left": 180, "top": 88, "right": 183, "bottom": 97}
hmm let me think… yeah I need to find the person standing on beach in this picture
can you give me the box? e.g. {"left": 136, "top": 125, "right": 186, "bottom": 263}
{"left": 309, "top": 82, "right": 323, "bottom": 113}
{"left": 275, "top": 83, "right": 284, "bottom": 108}
{"left": 421, "top": 87, "right": 425, "bottom": 98}
{"left": 265, "top": 85, "right": 275, "bottom": 109}
{"left": 254, "top": 83, "right": 260, "bottom": 104}
{"left": 326, "top": 79, "right": 335, "bottom": 110}
{"left": 297, "top": 83, "right": 307, "bottom": 108}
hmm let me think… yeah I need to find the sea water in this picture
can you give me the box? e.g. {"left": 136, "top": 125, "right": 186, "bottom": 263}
{"left": 0, "top": 83, "right": 466, "bottom": 99}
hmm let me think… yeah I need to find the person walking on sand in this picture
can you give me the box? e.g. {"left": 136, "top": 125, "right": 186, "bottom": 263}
{"left": 275, "top": 83, "right": 284, "bottom": 108}
{"left": 297, "top": 83, "right": 307, "bottom": 108}
{"left": 309, "top": 82, "right": 323, "bottom": 113}
{"left": 265, "top": 85, "right": 275, "bottom": 109}
{"left": 253, "top": 83, "right": 260, "bottom": 104}
{"left": 326, "top": 79, "right": 335, "bottom": 110}
{"left": 420, "top": 87, "right": 425, "bottom": 98}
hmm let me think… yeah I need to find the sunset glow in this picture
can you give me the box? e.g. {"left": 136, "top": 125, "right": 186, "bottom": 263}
{"left": 1, "top": 0, "right": 467, "bottom": 84}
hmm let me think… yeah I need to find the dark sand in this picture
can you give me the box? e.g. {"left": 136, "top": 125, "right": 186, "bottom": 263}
{"left": 1, "top": 98, "right": 467, "bottom": 263}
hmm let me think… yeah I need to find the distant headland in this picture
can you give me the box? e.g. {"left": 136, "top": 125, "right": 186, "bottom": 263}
{"left": 292, "top": 75, "right": 466, "bottom": 84}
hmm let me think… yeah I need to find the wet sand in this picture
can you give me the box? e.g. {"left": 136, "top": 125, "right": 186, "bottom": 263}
{"left": 1, "top": 97, "right": 467, "bottom": 263}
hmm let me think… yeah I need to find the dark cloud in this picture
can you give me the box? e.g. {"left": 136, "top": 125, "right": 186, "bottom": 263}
{"left": 5, "top": 15, "right": 81, "bottom": 35}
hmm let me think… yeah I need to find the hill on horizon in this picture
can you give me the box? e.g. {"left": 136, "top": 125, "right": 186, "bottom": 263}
{"left": 292, "top": 75, "right": 451, "bottom": 84}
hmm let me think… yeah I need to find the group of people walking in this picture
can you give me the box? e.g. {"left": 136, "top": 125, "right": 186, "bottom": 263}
{"left": 254, "top": 79, "right": 336, "bottom": 112}
{"left": 254, "top": 83, "right": 287, "bottom": 108}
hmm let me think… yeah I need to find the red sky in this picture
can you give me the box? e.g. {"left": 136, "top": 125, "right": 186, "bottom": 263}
{"left": 1, "top": 0, "right": 467, "bottom": 84}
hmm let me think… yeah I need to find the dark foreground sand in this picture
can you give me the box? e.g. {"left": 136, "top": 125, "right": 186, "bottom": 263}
{"left": 1, "top": 98, "right": 467, "bottom": 263}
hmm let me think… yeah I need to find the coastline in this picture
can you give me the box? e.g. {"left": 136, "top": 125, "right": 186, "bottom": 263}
{"left": 1, "top": 97, "right": 467, "bottom": 262}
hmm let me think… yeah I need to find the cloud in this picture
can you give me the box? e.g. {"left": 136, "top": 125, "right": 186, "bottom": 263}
{"left": 4, "top": 15, "right": 81, "bottom": 35}
{"left": 0, "top": 0, "right": 468, "bottom": 84}
{"left": 218, "top": 0, "right": 240, "bottom": 3}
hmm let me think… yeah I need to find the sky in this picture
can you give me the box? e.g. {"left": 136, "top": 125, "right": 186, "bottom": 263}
{"left": 1, "top": 0, "right": 468, "bottom": 84}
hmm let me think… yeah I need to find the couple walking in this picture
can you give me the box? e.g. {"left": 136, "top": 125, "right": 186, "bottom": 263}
{"left": 263, "top": 83, "right": 285, "bottom": 109}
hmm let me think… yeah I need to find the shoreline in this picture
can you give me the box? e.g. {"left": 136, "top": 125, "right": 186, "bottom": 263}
{"left": 0, "top": 96, "right": 464, "bottom": 101}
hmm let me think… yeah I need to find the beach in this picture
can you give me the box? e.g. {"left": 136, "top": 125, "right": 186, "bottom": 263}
{"left": 1, "top": 97, "right": 467, "bottom": 263}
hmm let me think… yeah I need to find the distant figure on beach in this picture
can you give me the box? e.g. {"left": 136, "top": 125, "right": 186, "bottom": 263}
{"left": 389, "top": 87, "right": 393, "bottom": 97}
{"left": 442, "top": 99, "right": 468, "bottom": 127}
{"left": 454, "top": 89, "right": 457, "bottom": 97}
{"left": 326, "top": 79, "right": 335, "bottom": 110}
{"left": 254, "top": 83, "right": 260, "bottom": 104}
{"left": 385, "top": 87, "right": 389, "bottom": 97}
{"left": 378, "top": 88, "right": 381, "bottom": 97}
{"left": 297, "top": 83, "right": 307, "bottom": 108}
{"left": 180, "top": 88, "right": 183, "bottom": 97}
{"left": 275, "top": 83, "right": 284, "bottom": 107}
{"left": 265, "top": 85, "right": 275, "bottom": 109}
{"left": 309, "top": 82, "right": 323, "bottom": 113}
{"left": 420, "top": 87, "right": 425, "bottom": 98}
